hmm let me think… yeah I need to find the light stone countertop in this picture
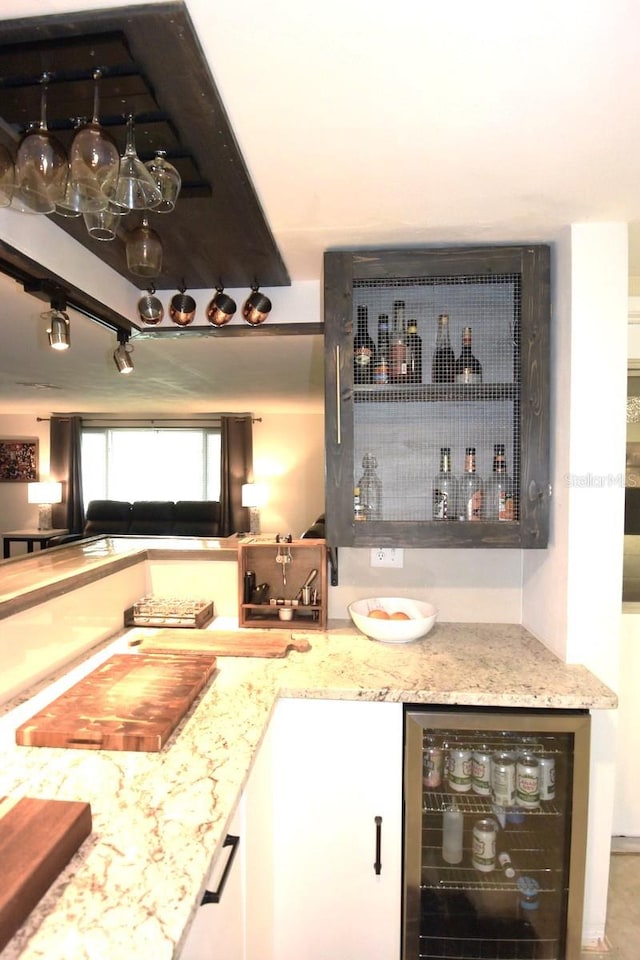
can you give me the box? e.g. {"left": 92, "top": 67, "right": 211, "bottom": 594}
{"left": 0, "top": 619, "right": 616, "bottom": 959}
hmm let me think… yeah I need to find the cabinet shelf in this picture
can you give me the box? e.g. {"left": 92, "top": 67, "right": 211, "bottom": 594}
{"left": 237, "top": 538, "right": 327, "bottom": 630}
{"left": 354, "top": 383, "right": 517, "bottom": 403}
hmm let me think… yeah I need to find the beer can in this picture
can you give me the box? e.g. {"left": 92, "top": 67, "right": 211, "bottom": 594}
{"left": 472, "top": 818, "right": 497, "bottom": 873}
{"left": 516, "top": 754, "right": 540, "bottom": 809}
{"left": 423, "top": 736, "right": 443, "bottom": 789}
{"left": 491, "top": 752, "right": 516, "bottom": 806}
{"left": 538, "top": 754, "right": 556, "bottom": 801}
{"left": 472, "top": 745, "right": 492, "bottom": 795}
{"left": 447, "top": 747, "right": 472, "bottom": 792}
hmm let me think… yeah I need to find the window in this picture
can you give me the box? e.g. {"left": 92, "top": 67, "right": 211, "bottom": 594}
{"left": 81, "top": 427, "right": 221, "bottom": 508}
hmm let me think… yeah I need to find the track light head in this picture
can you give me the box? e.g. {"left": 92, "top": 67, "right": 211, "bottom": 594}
{"left": 113, "top": 329, "right": 134, "bottom": 374}
{"left": 44, "top": 308, "right": 71, "bottom": 350}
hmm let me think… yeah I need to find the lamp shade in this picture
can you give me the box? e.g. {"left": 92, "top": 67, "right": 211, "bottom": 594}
{"left": 241, "top": 483, "right": 268, "bottom": 508}
{"left": 27, "top": 481, "right": 62, "bottom": 505}
{"left": 28, "top": 480, "right": 62, "bottom": 530}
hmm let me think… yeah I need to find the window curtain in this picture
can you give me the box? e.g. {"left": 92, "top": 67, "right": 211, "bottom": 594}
{"left": 220, "top": 415, "right": 253, "bottom": 536}
{"left": 50, "top": 415, "right": 85, "bottom": 534}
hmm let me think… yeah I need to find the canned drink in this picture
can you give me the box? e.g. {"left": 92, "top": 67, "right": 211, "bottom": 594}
{"left": 516, "top": 754, "right": 540, "bottom": 809}
{"left": 538, "top": 754, "right": 556, "bottom": 801}
{"left": 472, "top": 818, "right": 497, "bottom": 873}
{"left": 491, "top": 752, "right": 516, "bottom": 806}
{"left": 472, "top": 746, "right": 492, "bottom": 795}
{"left": 423, "top": 736, "right": 444, "bottom": 789}
{"left": 447, "top": 747, "right": 472, "bottom": 792}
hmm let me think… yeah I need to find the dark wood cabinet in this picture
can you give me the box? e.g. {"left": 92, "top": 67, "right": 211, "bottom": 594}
{"left": 323, "top": 245, "right": 550, "bottom": 548}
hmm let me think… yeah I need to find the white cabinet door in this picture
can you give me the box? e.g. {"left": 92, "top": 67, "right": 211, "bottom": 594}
{"left": 271, "top": 698, "right": 403, "bottom": 960}
{"left": 179, "top": 800, "right": 245, "bottom": 960}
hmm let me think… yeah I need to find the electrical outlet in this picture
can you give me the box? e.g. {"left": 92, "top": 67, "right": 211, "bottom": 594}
{"left": 370, "top": 547, "right": 404, "bottom": 569}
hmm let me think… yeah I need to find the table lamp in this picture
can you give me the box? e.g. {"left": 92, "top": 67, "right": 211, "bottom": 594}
{"left": 28, "top": 481, "right": 63, "bottom": 530}
{"left": 241, "top": 483, "right": 268, "bottom": 535}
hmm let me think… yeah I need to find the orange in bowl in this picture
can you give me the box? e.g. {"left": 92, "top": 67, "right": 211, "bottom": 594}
{"left": 390, "top": 611, "right": 411, "bottom": 620}
{"left": 368, "top": 609, "right": 390, "bottom": 619}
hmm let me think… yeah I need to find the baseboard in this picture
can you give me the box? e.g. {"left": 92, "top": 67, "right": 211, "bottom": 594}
{"left": 611, "top": 834, "right": 640, "bottom": 853}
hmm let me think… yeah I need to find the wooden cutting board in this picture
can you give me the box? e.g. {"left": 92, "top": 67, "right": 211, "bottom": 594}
{"left": 15, "top": 651, "right": 218, "bottom": 752}
{"left": 128, "top": 628, "right": 311, "bottom": 658}
{"left": 0, "top": 796, "right": 92, "bottom": 952}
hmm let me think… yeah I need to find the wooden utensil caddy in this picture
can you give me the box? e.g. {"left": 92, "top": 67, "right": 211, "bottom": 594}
{"left": 238, "top": 538, "right": 327, "bottom": 630}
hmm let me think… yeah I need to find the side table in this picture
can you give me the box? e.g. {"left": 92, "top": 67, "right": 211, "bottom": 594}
{"left": 3, "top": 529, "right": 70, "bottom": 560}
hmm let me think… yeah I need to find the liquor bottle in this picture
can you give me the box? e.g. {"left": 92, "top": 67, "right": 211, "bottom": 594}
{"left": 353, "top": 305, "right": 375, "bottom": 384}
{"left": 354, "top": 485, "right": 366, "bottom": 522}
{"left": 373, "top": 313, "right": 390, "bottom": 384}
{"left": 406, "top": 319, "right": 422, "bottom": 384}
{"left": 432, "top": 447, "right": 458, "bottom": 520}
{"left": 431, "top": 313, "right": 455, "bottom": 383}
{"left": 357, "top": 453, "right": 382, "bottom": 520}
{"left": 454, "top": 326, "right": 483, "bottom": 384}
{"left": 485, "top": 444, "right": 515, "bottom": 521}
{"left": 389, "top": 300, "right": 408, "bottom": 383}
{"left": 460, "top": 446, "right": 483, "bottom": 520}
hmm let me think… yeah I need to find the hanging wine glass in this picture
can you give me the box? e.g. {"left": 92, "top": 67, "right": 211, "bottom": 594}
{"left": 55, "top": 118, "right": 86, "bottom": 218}
{"left": 65, "top": 71, "right": 120, "bottom": 214}
{"left": 112, "top": 115, "right": 162, "bottom": 211}
{"left": 13, "top": 74, "right": 68, "bottom": 214}
{"left": 145, "top": 150, "right": 181, "bottom": 213}
{"left": 125, "top": 216, "right": 163, "bottom": 276}
{"left": 0, "top": 144, "right": 15, "bottom": 208}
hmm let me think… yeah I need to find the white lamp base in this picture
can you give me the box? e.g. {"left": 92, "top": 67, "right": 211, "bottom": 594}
{"left": 248, "top": 507, "right": 261, "bottom": 535}
{"left": 37, "top": 504, "right": 53, "bottom": 530}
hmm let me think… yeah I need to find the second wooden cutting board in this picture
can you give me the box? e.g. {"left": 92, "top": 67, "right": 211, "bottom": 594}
{"left": 127, "top": 628, "right": 311, "bottom": 657}
{"left": 15, "top": 650, "right": 218, "bottom": 752}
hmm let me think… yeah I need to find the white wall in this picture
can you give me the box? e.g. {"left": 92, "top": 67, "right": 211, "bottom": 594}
{"left": 523, "top": 224, "right": 627, "bottom": 948}
{"left": 253, "top": 411, "right": 325, "bottom": 538}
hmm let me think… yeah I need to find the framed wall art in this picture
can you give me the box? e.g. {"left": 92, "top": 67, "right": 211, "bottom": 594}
{"left": 0, "top": 438, "right": 39, "bottom": 482}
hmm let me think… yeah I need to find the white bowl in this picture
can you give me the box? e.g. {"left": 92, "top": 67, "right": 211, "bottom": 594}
{"left": 348, "top": 597, "right": 438, "bottom": 643}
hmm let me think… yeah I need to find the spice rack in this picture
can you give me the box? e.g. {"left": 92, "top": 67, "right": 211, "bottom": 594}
{"left": 237, "top": 538, "right": 327, "bottom": 630}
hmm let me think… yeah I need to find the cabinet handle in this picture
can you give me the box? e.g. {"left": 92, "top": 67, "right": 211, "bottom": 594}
{"left": 335, "top": 344, "right": 341, "bottom": 445}
{"left": 374, "top": 815, "right": 382, "bottom": 875}
{"left": 200, "top": 834, "right": 240, "bottom": 905}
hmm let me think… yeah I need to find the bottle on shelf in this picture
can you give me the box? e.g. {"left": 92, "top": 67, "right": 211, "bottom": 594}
{"left": 460, "top": 446, "right": 483, "bottom": 520}
{"left": 353, "top": 305, "right": 376, "bottom": 385}
{"left": 454, "top": 326, "right": 483, "bottom": 384}
{"left": 356, "top": 453, "right": 382, "bottom": 520}
{"left": 484, "top": 444, "right": 515, "bottom": 521}
{"left": 354, "top": 485, "right": 365, "bottom": 522}
{"left": 432, "top": 446, "right": 458, "bottom": 521}
{"left": 406, "top": 318, "right": 422, "bottom": 384}
{"left": 431, "top": 313, "right": 455, "bottom": 384}
{"left": 389, "top": 300, "right": 408, "bottom": 384}
{"left": 373, "top": 313, "right": 390, "bottom": 384}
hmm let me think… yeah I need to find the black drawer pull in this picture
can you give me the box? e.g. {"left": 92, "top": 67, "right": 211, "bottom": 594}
{"left": 200, "top": 834, "right": 240, "bottom": 905}
{"left": 374, "top": 815, "right": 382, "bottom": 875}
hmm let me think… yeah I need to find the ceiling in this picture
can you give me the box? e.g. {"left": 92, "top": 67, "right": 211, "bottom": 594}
{"left": 1, "top": 0, "right": 640, "bottom": 416}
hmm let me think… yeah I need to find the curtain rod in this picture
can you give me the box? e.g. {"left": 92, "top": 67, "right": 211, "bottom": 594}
{"left": 37, "top": 416, "right": 262, "bottom": 423}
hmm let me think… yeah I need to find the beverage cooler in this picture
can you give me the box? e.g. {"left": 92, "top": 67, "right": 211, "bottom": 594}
{"left": 403, "top": 707, "right": 591, "bottom": 960}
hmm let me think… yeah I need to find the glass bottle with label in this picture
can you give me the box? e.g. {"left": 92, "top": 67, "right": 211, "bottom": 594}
{"left": 406, "top": 319, "right": 422, "bottom": 384}
{"left": 354, "top": 485, "right": 365, "bottom": 522}
{"left": 432, "top": 447, "right": 458, "bottom": 520}
{"left": 431, "top": 313, "right": 455, "bottom": 384}
{"left": 353, "top": 305, "right": 375, "bottom": 384}
{"left": 357, "top": 453, "right": 382, "bottom": 520}
{"left": 454, "top": 326, "right": 483, "bottom": 384}
{"left": 461, "top": 446, "right": 483, "bottom": 520}
{"left": 485, "top": 444, "right": 515, "bottom": 521}
{"left": 373, "top": 313, "right": 390, "bottom": 384}
{"left": 390, "top": 300, "right": 408, "bottom": 384}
